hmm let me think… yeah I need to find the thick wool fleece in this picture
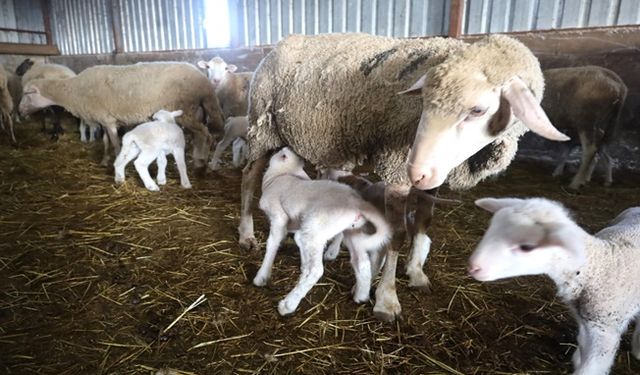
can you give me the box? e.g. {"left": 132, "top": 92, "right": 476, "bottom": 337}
{"left": 21, "top": 63, "right": 76, "bottom": 86}
{"left": 217, "top": 71, "right": 253, "bottom": 118}
{"left": 247, "top": 33, "right": 545, "bottom": 190}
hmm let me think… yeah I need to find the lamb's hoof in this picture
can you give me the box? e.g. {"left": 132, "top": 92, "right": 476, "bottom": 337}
{"left": 604, "top": 181, "right": 613, "bottom": 188}
{"left": 408, "top": 273, "right": 432, "bottom": 292}
{"left": 323, "top": 248, "right": 339, "bottom": 261}
{"left": 146, "top": 185, "right": 160, "bottom": 192}
{"left": 181, "top": 183, "right": 192, "bottom": 189}
{"left": 157, "top": 178, "right": 167, "bottom": 186}
{"left": 373, "top": 296, "right": 402, "bottom": 322}
{"left": 568, "top": 181, "right": 584, "bottom": 191}
{"left": 208, "top": 162, "right": 221, "bottom": 171}
{"left": 114, "top": 177, "right": 124, "bottom": 185}
{"left": 239, "top": 236, "right": 258, "bottom": 251}
{"left": 373, "top": 306, "right": 402, "bottom": 323}
{"left": 253, "top": 274, "right": 269, "bottom": 287}
{"left": 277, "top": 299, "right": 296, "bottom": 316}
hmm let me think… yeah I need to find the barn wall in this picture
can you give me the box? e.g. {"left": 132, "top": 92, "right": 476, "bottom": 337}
{"left": 0, "top": 0, "right": 46, "bottom": 44}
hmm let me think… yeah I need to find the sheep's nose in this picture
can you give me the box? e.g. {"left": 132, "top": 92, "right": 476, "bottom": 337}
{"left": 468, "top": 264, "right": 482, "bottom": 276}
{"left": 410, "top": 166, "right": 438, "bottom": 189}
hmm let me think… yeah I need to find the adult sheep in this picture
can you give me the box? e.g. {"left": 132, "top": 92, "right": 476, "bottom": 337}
{"left": 197, "top": 56, "right": 253, "bottom": 118}
{"left": 19, "top": 62, "right": 224, "bottom": 167}
{"left": 0, "top": 65, "right": 20, "bottom": 143}
{"left": 239, "top": 33, "right": 569, "bottom": 322}
{"left": 542, "top": 65, "right": 627, "bottom": 190}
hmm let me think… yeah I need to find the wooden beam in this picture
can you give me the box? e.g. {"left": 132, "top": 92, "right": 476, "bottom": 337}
{"left": 108, "top": 0, "right": 124, "bottom": 53}
{"left": 41, "top": 0, "right": 53, "bottom": 46}
{"left": 0, "top": 42, "right": 60, "bottom": 55}
{"left": 448, "top": 0, "right": 464, "bottom": 38}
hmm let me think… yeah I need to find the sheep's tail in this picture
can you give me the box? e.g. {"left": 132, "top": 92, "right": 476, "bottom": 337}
{"left": 201, "top": 93, "right": 225, "bottom": 135}
{"left": 349, "top": 203, "right": 392, "bottom": 252}
{"left": 600, "top": 89, "right": 627, "bottom": 148}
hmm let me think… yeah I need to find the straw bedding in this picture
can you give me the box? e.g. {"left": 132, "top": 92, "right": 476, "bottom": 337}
{"left": 1, "top": 120, "right": 639, "bottom": 374}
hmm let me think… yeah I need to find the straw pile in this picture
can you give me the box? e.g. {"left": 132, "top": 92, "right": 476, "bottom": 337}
{"left": 1, "top": 120, "right": 639, "bottom": 374}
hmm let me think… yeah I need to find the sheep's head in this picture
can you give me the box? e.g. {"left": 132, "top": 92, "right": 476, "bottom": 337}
{"left": 401, "top": 35, "right": 569, "bottom": 190}
{"left": 197, "top": 56, "right": 236, "bottom": 86}
{"left": 152, "top": 109, "right": 183, "bottom": 123}
{"left": 468, "top": 197, "right": 586, "bottom": 282}
{"left": 19, "top": 82, "right": 57, "bottom": 115}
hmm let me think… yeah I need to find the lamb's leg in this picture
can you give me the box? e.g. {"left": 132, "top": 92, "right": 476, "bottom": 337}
{"left": 113, "top": 142, "right": 140, "bottom": 184}
{"left": 79, "top": 120, "right": 88, "bottom": 142}
{"left": 324, "top": 233, "right": 343, "bottom": 261}
{"left": 278, "top": 232, "right": 324, "bottom": 316}
{"left": 572, "top": 321, "right": 586, "bottom": 368}
{"left": 173, "top": 148, "right": 192, "bottom": 189}
{"left": 406, "top": 188, "right": 436, "bottom": 290}
{"left": 373, "top": 184, "right": 409, "bottom": 322}
{"left": 601, "top": 147, "right": 614, "bottom": 187}
{"left": 239, "top": 155, "right": 269, "bottom": 250}
{"left": 133, "top": 151, "right": 160, "bottom": 191}
{"left": 89, "top": 124, "right": 98, "bottom": 142}
{"left": 156, "top": 152, "right": 167, "bottom": 185}
{"left": 253, "top": 216, "right": 287, "bottom": 287}
{"left": 232, "top": 138, "right": 247, "bottom": 167}
{"left": 208, "top": 134, "right": 235, "bottom": 170}
{"left": 632, "top": 316, "right": 640, "bottom": 360}
{"left": 570, "top": 132, "right": 597, "bottom": 190}
{"left": 101, "top": 125, "right": 119, "bottom": 166}
{"left": 344, "top": 234, "right": 372, "bottom": 304}
{"left": 574, "top": 323, "right": 620, "bottom": 375}
{"left": 552, "top": 144, "right": 572, "bottom": 177}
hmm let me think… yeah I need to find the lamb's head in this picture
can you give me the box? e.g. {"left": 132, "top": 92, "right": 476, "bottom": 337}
{"left": 468, "top": 197, "right": 587, "bottom": 282}
{"left": 152, "top": 109, "right": 183, "bottom": 123}
{"left": 19, "top": 81, "right": 57, "bottom": 115}
{"left": 402, "top": 35, "right": 569, "bottom": 190}
{"left": 197, "top": 56, "right": 236, "bottom": 86}
{"left": 267, "top": 147, "right": 305, "bottom": 175}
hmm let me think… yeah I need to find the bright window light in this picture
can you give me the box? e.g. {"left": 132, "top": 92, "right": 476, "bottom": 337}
{"left": 204, "top": 0, "right": 231, "bottom": 48}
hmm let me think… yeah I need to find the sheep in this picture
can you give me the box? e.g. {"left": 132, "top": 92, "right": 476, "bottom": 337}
{"left": 197, "top": 56, "right": 253, "bottom": 118}
{"left": 208, "top": 115, "right": 249, "bottom": 170}
{"left": 238, "top": 33, "right": 569, "bottom": 321}
{"left": 0, "top": 66, "right": 16, "bottom": 143}
{"left": 231, "top": 138, "right": 248, "bottom": 168}
{"left": 17, "top": 58, "right": 78, "bottom": 140}
{"left": 254, "top": 147, "right": 391, "bottom": 316}
{"left": 468, "top": 197, "right": 640, "bottom": 375}
{"left": 541, "top": 66, "right": 627, "bottom": 190}
{"left": 114, "top": 109, "right": 191, "bottom": 192}
{"left": 19, "top": 62, "right": 224, "bottom": 168}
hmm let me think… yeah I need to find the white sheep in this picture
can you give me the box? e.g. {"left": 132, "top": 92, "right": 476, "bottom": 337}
{"left": 197, "top": 56, "right": 253, "bottom": 118}
{"left": 208, "top": 115, "right": 249, "bottom": 170}
{"left": 469, "top": 197, "right": 640, "bottom": 375}
{"left": 239, "top": 33, "right": 569, "bottom": 321}
{"left": 255, "top": 147, "right": 391, "bottom": 316}
{"left": 0, "top": 66, "right": 16, "bottom": 143}
{"left": 114, "top": 110, "right": 191, "bottom": 192}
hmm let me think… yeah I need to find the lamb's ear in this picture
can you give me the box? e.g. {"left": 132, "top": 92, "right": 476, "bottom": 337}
{"left": 171, "top": 110, "right": 183, "bottom": 118}
{"left": 397, "top": 74, "right": 426, "bottom": 96}
{"left": 502, "top": 76, "right": 570, "bottom": 141}
{"left": 475, "top": 197, "right": 525, "bottom": 213}
{"left": 197, "top": 60, "right": 209, "bottom": 69}
{"left": 226, "top": 64, "right": 238, "bottom": 73}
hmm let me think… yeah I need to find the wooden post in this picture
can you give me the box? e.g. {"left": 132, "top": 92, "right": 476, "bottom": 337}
{"left": 448, "top": 0, "right": 464, "bottom": 38}
{"left": 41, "top": 0, "right": 53, "bottom": 45}
{"left": 108, "top": 0, "right": 124, "bottom": 53}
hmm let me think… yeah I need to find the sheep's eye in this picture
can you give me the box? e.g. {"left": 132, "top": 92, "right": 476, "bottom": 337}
{"left": 469, "top": 106, "right": 487, "bottom": 117}
{"left": 519, "top": 244, "right": 536, "bottom": 252}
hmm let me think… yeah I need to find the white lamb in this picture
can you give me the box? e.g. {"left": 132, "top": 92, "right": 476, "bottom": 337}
{"left": 255, "top": 147, "right": 392, "bottom": 316}
{"left": 468, "top": 197, "right": 640, "bottom": 375}
{"left": 208, "top": 116, "right": 249, "bottom": 170}
{"left": 114, "top": 110, "right": 191, "bottom": 192}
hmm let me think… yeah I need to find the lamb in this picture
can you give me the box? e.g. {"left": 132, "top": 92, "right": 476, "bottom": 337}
{"left": 19, "top": 62, "right": 224, "bottom": 168}
{"left": 197, "top": 56, "right": 253, "bottom": 118}
{"left": 17, "top": 58, "right": 78, "bottom": 139}
{"left": 0, "top": 66, "right": 17, "bottom": 143}
{"left": 254, "top": 147, "right": 391, "bottom": 316}
{"left": 469, "top": 197, "right": 640, "bottom": 375}
{"left": 114, "top": 109, "right": 191, "bottom": 191}
{"left": 239, "top": 33, "right": 569, "bottom": 321}
{"left": 541, "top": 66, "right": 627, "bottom": 190}
{"left": 208, "top": 115, "right": 249, "bottom": 170}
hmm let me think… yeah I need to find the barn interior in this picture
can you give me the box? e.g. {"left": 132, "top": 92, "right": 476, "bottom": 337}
{"left": 1, "top": 1, "right": 640, "bottom": 374}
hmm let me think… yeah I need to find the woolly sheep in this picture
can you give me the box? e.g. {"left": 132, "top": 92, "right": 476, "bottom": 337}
{"left": 0, "top": 66, "right": 16, "bottom": 143}
{"left": 208, "top": 115, "right": 249, "bottom": 170}
{"left": 114, "top": 109, "right": 191, "bottom": 192}
{"left": 255, "top": 147, "right": 391, "bottom": 316}
{"left": 19, "top": 62, "right": 224, "bottom": 168}
{"left": 197, "top": 56, "right": 253, "bottom": 118}
{"left": 239, "top": 33, "right": 568, "bottom": 321}
{"left": 542, "top": 66, "right": 627, "bottom": 189}
{"left": 17, "top": 58, "right": 78, "bottom": 139}
{"left": 469, "top": 197, "right": 640, "bottom": 375}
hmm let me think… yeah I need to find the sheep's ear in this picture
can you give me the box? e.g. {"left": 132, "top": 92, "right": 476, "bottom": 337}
{"left": 172, "top": 110, "right": 183, "bottom": 118}
{"left": 197, "top": 60, "right": 209, "bottom": 69}
{"left": 397, "top": 74, "right": 426, "bottom": 96}
{"left": 502, "top": 76, "right": 570, "bottom": 142}
{"left": 226, "top": 64, "right": 238, "bottom": 73}
{"left": 475, "top": 197, "right": 524, "bottom": 213}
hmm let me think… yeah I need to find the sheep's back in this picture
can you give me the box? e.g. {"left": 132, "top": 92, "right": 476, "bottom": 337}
{"left": 22, "top": 63, "right": 75, "bottom": 86}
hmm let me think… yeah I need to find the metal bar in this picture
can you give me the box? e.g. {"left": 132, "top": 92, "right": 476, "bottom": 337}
{"left": 243, "top": 0, "right": 249, "bottom": 46}
{"left": 277, "top": 0, "right": 282, "bottom": 40}
{"left": 254, "top": 0, "right": 260, "bottom": 44}
{"left": 356, "top": 0, "right": 362, "bottom": 32}
{"left": 0, "top": 42, "right": 60, "bottom": 55}
{"left": 173, "top": 0, "right": 180, "bottom": 49}
{"left": 342, "top": 0, "right": 347, "bottom": 32}
{"left": 65, "top": 0, "right": 77, "bottom": 54}
{"left": 301, "top": 0, "right": 306, "bottom": 33}
{"left": 289, "top": 0, "right": 293, "bottom": 34}
{"left": 0, "top": 27, "right": 47, "bottom": 35}
{"left": 314, "top": 0, "right": 319, "bottom": 34}
{"left": 448, "top": 0, "right": 464, "bottom": 37}
{"left": 189, "top": 0, "right": 196, "bottom": 48}
{"left": 266, "top": 0, "right": 272, "bottom": 43}
{"left": 157, "top": 0, "right": 166, "bottom": 50}
{"left": 404, "top": 0, "right": 410, "bottom": 37}
{"left": 41, "top": 0, "right": 52, "bottom": 45}
{"left": 371, "top": 0, "right": 377, "bottom": 33}
{"left": 87, "top": 0, "right": 97, "bottom": 53}
{"left": 386, "top": 0, "right": 393, "bottom": 36}
{"left": 422, "top": 0, "right": 428, "bottom": 35}
{"left": 328, "top": 0, "right": 332, "bottom": 32}
{"left": 180, "top": 0, "right": 188, "bottom": 48}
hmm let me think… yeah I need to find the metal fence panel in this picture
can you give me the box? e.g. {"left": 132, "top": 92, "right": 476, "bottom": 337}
{"left": 51, "top": 0, "right": 113, "bottom": 54}
{"left": 0, "top": 0, "right": 45, "bottom": 44}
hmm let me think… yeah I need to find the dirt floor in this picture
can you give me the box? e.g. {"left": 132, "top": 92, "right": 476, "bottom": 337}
{"left": 1, "top": 120, "right": 640, "bottom": 375}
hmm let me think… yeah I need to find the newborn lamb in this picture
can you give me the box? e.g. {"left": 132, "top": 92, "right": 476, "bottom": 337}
{"left": 469, "top": 197, "right": 640, "bottom": 375}
{"left": 114, "top": 109, "right": 191, "bottom": 191}
{"left": 255, "top": 147, "right": 391, "bottom": 316}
